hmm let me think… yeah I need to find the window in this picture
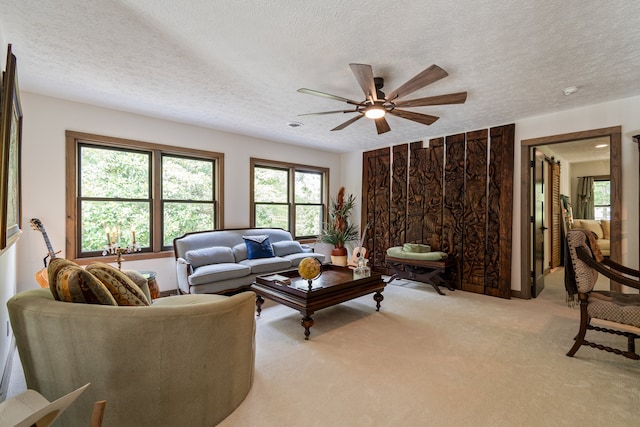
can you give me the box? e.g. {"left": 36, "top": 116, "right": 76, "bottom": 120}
{"left": 162, "top": 155, "right": 217, "bottom": 247}
{"left": 593, "top": 179, "right": 611, "bottom": 220}
{"left": 66, "top": 131, "right": 223, "bottom": 260}
{"left": 251, "top": 159, "right": 328, "bottom": 239}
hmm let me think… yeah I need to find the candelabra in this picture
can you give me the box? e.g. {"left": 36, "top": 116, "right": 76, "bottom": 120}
{"left": 102, "top": 242, "right": 141, "bottom": 270}
{"left": 103, "top": 226, "right": 140, "bottom": 270}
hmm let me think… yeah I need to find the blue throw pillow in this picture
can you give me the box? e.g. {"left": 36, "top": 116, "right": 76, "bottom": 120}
{"left": 243, "top": 235, "right": 275, "bottom": 259}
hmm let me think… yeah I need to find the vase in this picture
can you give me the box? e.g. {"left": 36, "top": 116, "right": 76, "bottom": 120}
{"left": 330, "top": 246, "right": 348, "bottom": 266}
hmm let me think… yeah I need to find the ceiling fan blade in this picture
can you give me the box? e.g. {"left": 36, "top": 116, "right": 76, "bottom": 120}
{"left": 385, "top": 65, "right": 449, "bottom": 102}
{"left": 375, "top": 117, "right": 391, "bottom": 134}
{"left": 394, "top": 91, "right": 468, "bottom": 108}
{"left": 298, "top": 109, "right": 358, "bottom": 117}
{"left": 389, "top": 109, "right": 439, "bottom": 126}
{"left": 297, "top": 88, "right": 361, "bottom": 106}
{"left": 349, "top": 63, "right": 377, "bottom": 101}
{"left": 331, "top": 114, "right": 364, "bottom": 131}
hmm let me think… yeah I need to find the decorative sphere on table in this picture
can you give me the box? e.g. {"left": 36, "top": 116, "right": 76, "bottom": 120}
{"left": 298, "top": 257, "right": 322, "bottom": 286}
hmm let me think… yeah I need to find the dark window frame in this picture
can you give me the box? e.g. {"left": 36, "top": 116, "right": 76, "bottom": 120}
{"left": 593, "top": 177, "right": 611, "bottom": 220}
{"left": 66, "top": 131, "right": 224, "bottom": 262}
{"left": 250, "top": 158, "right": 329, "bottom": 241}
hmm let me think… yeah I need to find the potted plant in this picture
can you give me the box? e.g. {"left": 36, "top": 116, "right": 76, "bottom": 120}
{"left": 318, "top": 187, "right": 359, "bottom": 266}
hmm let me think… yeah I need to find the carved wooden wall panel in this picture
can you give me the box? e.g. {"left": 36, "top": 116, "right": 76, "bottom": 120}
{"left": 407, "top": 142, "right": 426, "bottom": 244}
{"left": 424, "top": 138, "right": 444, "bottom": 251}
{"left": 362, "top": 150, "right": 376, "bottom": 257}
{"left": 462, "top": 130, "right": 488, "bottom": 293}
{"left": 485, "top": 124, "right": 515, "bottom": 298}
{"left": 361, "top": 125, "right": 514, "bottom": 297}
{"left": 391, "top": 144, "right": 409, "bottom": 248}
{"left": 362, "top": 147, "right": 391, "bottom": 274}
{"left": 443, "top": 134, "right": 465, "bottom": 288}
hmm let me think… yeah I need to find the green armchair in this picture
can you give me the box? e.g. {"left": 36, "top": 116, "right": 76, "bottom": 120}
{"left": 7, "top": 289, "right": 256, "bottom": 426}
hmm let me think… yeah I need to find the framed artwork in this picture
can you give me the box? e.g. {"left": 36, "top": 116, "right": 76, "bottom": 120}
{"left": 0, "top": 44, "right": 22, "bottom": 251}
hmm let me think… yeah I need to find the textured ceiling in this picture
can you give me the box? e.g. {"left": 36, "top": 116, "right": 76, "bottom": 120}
{"left": 539, "top": 137, "right": 611, "bottom": 163}
{"left": 1, "top": 0, "right": 639, "bottom": 153}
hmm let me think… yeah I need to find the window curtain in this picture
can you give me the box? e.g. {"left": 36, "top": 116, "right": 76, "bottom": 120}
{"left": 576, "top": 176, "right": 595, "bottom": 219}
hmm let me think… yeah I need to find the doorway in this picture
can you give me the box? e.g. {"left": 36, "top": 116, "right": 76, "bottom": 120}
{"left": 532, "top": 148, "right": 545, "bottom": 297}
{"left": 520, "top": 126, "right": 622, "bottom": 299}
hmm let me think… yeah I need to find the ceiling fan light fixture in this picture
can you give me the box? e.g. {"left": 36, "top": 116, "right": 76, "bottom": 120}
{"left": 364, "top": 105, "right": 386, "bottom": 119}
{"left": 298, "top": 63, "right": 466, "bottom": 134}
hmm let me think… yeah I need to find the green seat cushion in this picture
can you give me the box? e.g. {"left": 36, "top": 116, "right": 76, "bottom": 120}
{"left": 403, "top": 243, "right": 432, "bottom": 253}
{"left": 386, "top": 246, "right": 448, "bottom": 261}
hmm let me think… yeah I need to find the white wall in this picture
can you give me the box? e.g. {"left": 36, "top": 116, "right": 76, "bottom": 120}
{"left": 16, "top": 92, "right": 343, "bottom": 294}
{"left": 515, "top": 96, "right": 640, "bottom": 292}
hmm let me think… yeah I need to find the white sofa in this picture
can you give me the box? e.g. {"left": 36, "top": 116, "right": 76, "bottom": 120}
{"left": 173, "top": 228, "right": 325, "bottom": 294}
{"left": 570, "top": 219, "right": 610, "bottom": 257}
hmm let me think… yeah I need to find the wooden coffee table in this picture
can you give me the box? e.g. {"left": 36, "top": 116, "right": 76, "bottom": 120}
{"left": 251, "top": 265, "right": 385, "bottom": 340}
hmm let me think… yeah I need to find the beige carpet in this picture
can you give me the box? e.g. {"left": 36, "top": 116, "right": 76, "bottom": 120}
{"left": 6, "top": 270, "right": 639, "bottom": 426}
{"left": 219, "top": 270, "right": 640, "bottom": 427}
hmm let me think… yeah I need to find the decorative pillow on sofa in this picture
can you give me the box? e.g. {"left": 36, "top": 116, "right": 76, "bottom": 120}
{"left": 272, "top": 240, "right": 304, "bottom": 257}
{"left": 185, "top": 246, "right": 235, "bottom": 268}
{"left": 123, "top": 270, "right": 152, "bottom": 303}
{"left": 243, "top": 235, "right": 275, "bottom": 259}
{"left": 600, "top": 219, "right": 610, "bottom": 240}
{"left": 47, "top": 258, "right": 79, "bottom": 301}
{"left": 53, "top": 264, "right": 117, "bottom": 305}
{"left": 233, "top": 243, "right": 248, "bottom": 262}
{"left": 572, "top": 219, "right": 603, "bottom": 239}
{"left": 86, "top": 262, "right": 150, "bottom": 306}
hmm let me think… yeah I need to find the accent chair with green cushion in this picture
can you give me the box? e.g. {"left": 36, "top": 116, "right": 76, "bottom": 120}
{"left": 7, "top": 288, "right": 256, "bottom": 427}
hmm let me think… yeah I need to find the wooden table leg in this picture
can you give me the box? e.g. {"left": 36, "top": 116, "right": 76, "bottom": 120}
{"left": 414, "top": 268, "right": 446, "bottom": 295}
{"left": 373, "top": 291, "right": 384, "bottom": 311}
{"left": 386, "top": 259, "right": 451, "bottom": 295}
{"left": 301, "top": 315, "right": 314, "bottom": 340}
{"left": 255, "top": 295, "right": 264, "bottom": 317}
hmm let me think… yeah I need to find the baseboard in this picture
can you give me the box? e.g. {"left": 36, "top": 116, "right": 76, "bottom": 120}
{"left": 510, "top": 289, "right": 526, "bottom": 299}
{"left": 0, "top": 336, "right": 16, "bottom": 402}
{"left": 158, "top": 289, "right": 179, "bottom": 298}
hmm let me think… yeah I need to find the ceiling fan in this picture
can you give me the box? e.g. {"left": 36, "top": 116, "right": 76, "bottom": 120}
{"left": 298, "top": 63, "right": 467, "bottom": 135}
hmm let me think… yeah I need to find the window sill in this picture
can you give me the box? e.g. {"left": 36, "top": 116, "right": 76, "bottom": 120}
{"left": 73, "top": 250, "right": 175, "bottom": 266}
